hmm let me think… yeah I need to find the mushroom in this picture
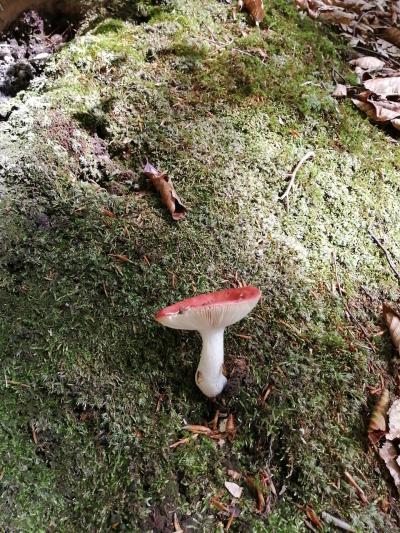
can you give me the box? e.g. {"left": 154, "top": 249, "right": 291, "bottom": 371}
{"left": 155, "top": 286, "right": 261, "bottom": 398}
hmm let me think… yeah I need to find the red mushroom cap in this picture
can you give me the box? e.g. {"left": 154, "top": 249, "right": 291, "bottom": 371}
{"left": 155, "top": 286, "right": 261, "bottom": 331}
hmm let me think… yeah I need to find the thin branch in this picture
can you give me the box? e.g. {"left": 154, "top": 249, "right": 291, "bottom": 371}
{"left": 279, "top": 151, "right": 315, "bottom": 202}
{"left": 321, "top": 512, "right": 355, "bottom": 532}
{"left": 369, "top": 229, "right": 400, "bottom": 283}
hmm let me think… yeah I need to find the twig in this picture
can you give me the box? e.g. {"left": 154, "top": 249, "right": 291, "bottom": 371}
{"left": 344, "top": 471, "right": 368, "bottom": 505}
{"left": 321, "top": 512, "right": 355, "bottom": 532}
{"left": 369, "top": 229, "right": 400, "bottom": 283}
{"left": 279, "top": 151, "right": 315, "bottom": 203}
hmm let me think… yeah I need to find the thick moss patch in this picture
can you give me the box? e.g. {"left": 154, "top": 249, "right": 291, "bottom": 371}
{"left": 1, "top": 0, "right": 400, "bottom": 531}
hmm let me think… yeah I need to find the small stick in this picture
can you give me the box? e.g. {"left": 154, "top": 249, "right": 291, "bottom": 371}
{"left": 369, "top": 229, "right": 400, "bottom": 283}
{"left": 321, "top": 512, "right": 355, "bottom": 532}
{"left": 279, "top": 151, "right": 315, "bottom": 202}
{"left": 344, "top": 471, "right": 368, "bottom": 504}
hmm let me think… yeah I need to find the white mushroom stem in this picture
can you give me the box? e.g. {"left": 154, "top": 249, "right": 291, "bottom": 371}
{"left": 195, "top": 328, "right": 227, "bottom": 398}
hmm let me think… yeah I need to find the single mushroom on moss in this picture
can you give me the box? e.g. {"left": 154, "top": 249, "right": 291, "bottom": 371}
{"left": 155, "top": 286, "right": 261, "bottom": 398}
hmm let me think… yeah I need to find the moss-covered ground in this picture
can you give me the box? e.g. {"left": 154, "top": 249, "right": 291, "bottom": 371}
{"left": 1, "top": 0, "right": 400, "bottom": 530}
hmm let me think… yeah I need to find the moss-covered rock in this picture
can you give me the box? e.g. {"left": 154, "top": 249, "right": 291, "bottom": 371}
{"left": 1, "top": 0, "right": 400, "bottom": 531}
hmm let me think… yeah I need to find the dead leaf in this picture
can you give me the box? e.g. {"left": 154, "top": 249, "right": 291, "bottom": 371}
{"left": 379, "top": 441, "right": 400, "bottom": 489}
{"left": 383, "top": 304, "right": 400, "bottom": 353}
{"left": 364, "top": 76, "right": 400, "bottom": 97}
{"left": 381, "top": 27, "right": 400, "bottom": 49}
{"left": 349, "top": 56, "right": 385, "bottom": 71}
{"left": 239, "top": 0, "right": 265, "bottom": 25}
{"left": 386, "top": 399, "right": 400, "bottom": 441}
{"left": 169, "top": 437, "right": 190, "bottom": 449}
{"left": 224, "top": 481, "right": 243, "bottom": 498}
{"left": 143, "top": 162, "right": 187, "bottom": 221}
{"left": 305, "top": 505, "right": 323, "bottom": 530}
{"left": 108, "top": 253, "right": 133, "bottom": 263}
{"left": 332, "top": 83, "right": 348, "bottom": 97}
{"left": 226, "top": 414, "right": 236, "bottom": 441}
{"left": 368, "top": 388, "right": 389, "bottom": 444}
{"left": 245, "top": 476, "right": 265, "bottom": 513}
{"left": 101, "top": 208, "right": 116, "bottom": 218}
{"left": 184, "top": 424, "right": 212, "bottom": 434}
{"left": 173, "top": 513, "right": 183, "bottom": 533}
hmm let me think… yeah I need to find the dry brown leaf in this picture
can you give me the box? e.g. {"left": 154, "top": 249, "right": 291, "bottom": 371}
{"left": 108, "top": 253, "right": 133, "bottom": 263}
{"left": 143, "top": 162, "right": 187, "bottom": 221}
{"left": 368, "top": 99, "right": 400, "bottom": 122}
{"left": 332, "top": 83, "right": 348, "bottom": 97}
{"left": 305, "top": 505, "right": 323, "bottom": 530}
{"left": 379, "top": 441, "right": 400, "bottom": 489}
{"left": 381, "top": 27, "right": 400, "bottom": 49}
{"left": 368, "top": 388, "right": 389, "bottom": 444}
{"left": 364, "top": 76, "right": 400, "bottom": 96}
{"left": 349, "top": 56, "right": 385, "bottom": 71}
{"left": 245, "top": 476, "right": 265, "bottom": 513}
{"left": 239, "top": 0, "right": 265, "bottom": 25}
{"left": 173, "top": 513, "right": 183, "bottom": 533}
{"left": 184, "top": 424, "right": 212, "bottom": 434}
{"left": 169, "top": 437, "right": 191, "bottom": 449}
{"left": 101, "top": 208, "right": 116, "bottom": 218}
{"left": 226, "top": 414, "right": 236, "bottom": 441}
{"left": 383, "top": 304, "right": 400, "bottom": 353}
{"left": 224, "top": 481, "right": 243, "bottom": 498}
{"left": 386, "top": 399, "right": 400, "bottom": 441}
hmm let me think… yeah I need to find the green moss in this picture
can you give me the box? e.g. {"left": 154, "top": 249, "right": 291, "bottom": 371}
{"left": 1, "top": 0, "right": 400, "bottom": 531}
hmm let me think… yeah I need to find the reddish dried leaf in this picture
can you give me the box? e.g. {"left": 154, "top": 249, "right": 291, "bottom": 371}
{"left": 101, "top": 208, "right": 116, "bottom": 218}
{"left": 109, "top": 254, "right": 133, "bottom": 263}
{"left": 143, "top": 162, "right": 187, "bottom": 221}
{"left": 239, "top": 0, "right": 265, "bottom": 24}
{"left": 305, "top": 505, "right": 323, "bottom": 530}
{"left": 368, "top": 388, "right": 389, "bottom": 437}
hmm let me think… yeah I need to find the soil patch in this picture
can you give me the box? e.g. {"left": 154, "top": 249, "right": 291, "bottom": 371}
{"left": 0, "top": 9, "right": 77, "bottom": 98}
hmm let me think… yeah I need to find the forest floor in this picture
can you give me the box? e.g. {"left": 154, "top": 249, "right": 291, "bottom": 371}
{"left": 1, "top": 1, "right": 400, "bottom": 531}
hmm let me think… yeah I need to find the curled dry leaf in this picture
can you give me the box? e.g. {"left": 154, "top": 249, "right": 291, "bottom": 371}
{"left": 143, "top": 162, "right": 187, "bottom": 221}
{"left": 368, "top": 388, "right": 389, "bottom": 445}
{"left": 332, "top": 83, "right": 348, "bottom": 98}
{"left": 379, "top": 441, "right": 400, "bottom": 490}
{"left": 238, "top": 0, "right": 265, "bottom": 25}
{"left": 386, "top": 399, "right": 400, "bottom": 441}
{"left": 364, "top": 76, "right": 400, "bottom": 97}
{"left": 383, "top": 304, "right": 400, "bottom": 353}
{"left": 349, "top": 56, "right": 385, "bottom": 71}
{"left": 224, "top": 481, "right": 243, "bottom": 499}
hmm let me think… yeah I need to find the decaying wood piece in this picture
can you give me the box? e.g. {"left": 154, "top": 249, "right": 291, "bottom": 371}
{"left": 143, "top": 162, "right": 187, "bottom": 221}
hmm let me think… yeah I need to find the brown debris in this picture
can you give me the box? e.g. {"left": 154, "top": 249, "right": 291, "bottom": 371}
{"left": 305, "top": 505, "right": 323, "bottom": 530}
{"left": 143, "top": 162, "right": 187, "bottom": 221}
{"left": 383, "top": 304, "right": 400, "bottom": 353}
{"left": 238, "top": 0, "right": 265, "bottom": 25}
{"left": 368, "top": 388, "right": 389, "bottom": 445}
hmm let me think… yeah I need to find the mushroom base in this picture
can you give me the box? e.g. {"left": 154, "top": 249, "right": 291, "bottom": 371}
{"left": 195, "top": 329, "right": 228, "bottom": 398}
